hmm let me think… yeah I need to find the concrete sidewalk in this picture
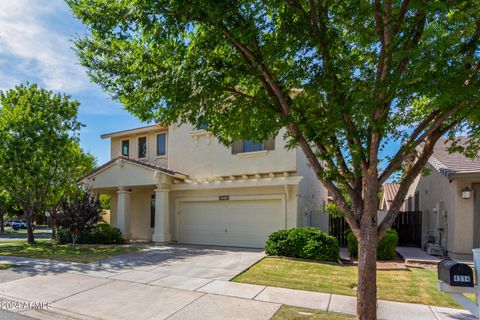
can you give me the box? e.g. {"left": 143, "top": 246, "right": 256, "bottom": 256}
{"left": 0, "top": 272, "right": 476, "bottom": 320}
{"left": 194, "top": 280, "right": 476, "bottom": 320}
{"left": 0, "top": 246, "right": 476, "bottom": 320}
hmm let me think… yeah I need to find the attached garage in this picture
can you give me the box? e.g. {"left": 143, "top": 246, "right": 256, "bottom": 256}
{"left": 176, "top": 195, "right": 286, "bottom": 248}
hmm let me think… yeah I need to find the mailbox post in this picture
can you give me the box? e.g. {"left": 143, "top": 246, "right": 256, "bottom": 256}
{"left": 437, "top": 249, "right": 480, "bottom": 319}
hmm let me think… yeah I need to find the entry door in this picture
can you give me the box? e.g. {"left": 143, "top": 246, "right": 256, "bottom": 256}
{"left": 474, "top": 185, "right": 480, "bottom": 248}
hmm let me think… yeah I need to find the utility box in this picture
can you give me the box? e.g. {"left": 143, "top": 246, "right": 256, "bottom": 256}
{"left": 438, "top": 259, "right": 474, "bottom": 287}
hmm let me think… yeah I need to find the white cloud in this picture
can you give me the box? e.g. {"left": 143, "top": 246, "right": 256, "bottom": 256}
{"left": 0, "top": 0, "right": 90, "bottom": 93}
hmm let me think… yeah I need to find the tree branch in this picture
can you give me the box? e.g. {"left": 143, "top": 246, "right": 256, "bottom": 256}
{"left": 289, "top": 123, "right": 360, "bottom": 230}
{"left": 379, "top": 109, "right": 440, "bottom": 183}
{"left": 379, "top": 106, "right": 462, "bottom": 184}
{"left": 378, "top": 117, "right": 462, "bottom": 237}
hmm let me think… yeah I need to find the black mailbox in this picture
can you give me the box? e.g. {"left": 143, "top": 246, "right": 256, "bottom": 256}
{"left": 438, "top": 259, "right": 474, "bottom": 287}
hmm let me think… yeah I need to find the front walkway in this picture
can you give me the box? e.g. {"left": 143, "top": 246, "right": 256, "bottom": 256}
{"left": 396, "top": 246, "right": 442, "bottom": 264}
{"left": 0, "top": 245, "right": 476, "bottom": 320}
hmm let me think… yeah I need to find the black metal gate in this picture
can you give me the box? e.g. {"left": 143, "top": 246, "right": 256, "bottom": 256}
{"left": 329, "top": 211, "right": 422, "bottom": 248}
{"left": 329, "top": 216, "right": 350, "bottom": 247}
{"left": 392, "top": 211, "right": 422, "bottom": 247}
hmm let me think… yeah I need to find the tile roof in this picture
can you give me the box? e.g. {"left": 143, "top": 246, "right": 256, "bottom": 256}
{"left": 100, "top": 124, "right": 166, "bottom": 139}
{"left": 81, "top": 156, "right": 188, "bottom": 181}
{"left": 420, "top": 137, "right": 480, "bottom": 177}
{"left": 382, "top": 182, "right": 399, "bottom": 203}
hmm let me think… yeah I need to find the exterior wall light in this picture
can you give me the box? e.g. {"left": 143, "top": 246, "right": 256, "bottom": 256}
{"left": 461, "top": 187, "right": 473, "bottom": 199}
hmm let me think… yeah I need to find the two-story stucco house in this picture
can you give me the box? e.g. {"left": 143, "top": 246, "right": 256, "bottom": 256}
{"left": 406, "top": 137, "right": 480, "bottom": 260}
{"left": 81, "top": 123, "right": 328, "bottom": 248}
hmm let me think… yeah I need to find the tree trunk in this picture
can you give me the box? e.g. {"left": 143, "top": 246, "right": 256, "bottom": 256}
{"left": 25, "top": 210, "right": 35, "bottom": 244}
{"left": 0, "top": 214, "right": 4, "bottom": 233}
{"left": 71, "top": 232, "right": 78, "bottom": 252}
{"left": 51, "top": 218, "right": 57, "bottom": 240}
{"left": 356, "top": 221, "right": 379, "bottom": 320}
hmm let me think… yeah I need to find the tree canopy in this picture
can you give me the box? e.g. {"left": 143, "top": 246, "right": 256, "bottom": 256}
{"left": 67, "top": 1, "right": 480, "bottom": 318}
{"left": 68, "top": 1, "right": 480, "bottom": 219}
{"left": 0, "top": 83, "right": 95, "bottom": 243}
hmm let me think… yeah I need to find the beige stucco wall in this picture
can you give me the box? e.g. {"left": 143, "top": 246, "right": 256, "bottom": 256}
{"left": 407, "top": 164, "right": 456, "bottom": 250}
{"left": 453, "top": 178, "right": 479, "bottom": 258}
{"left": 406, "top": 163, "right": 479, "bottom": 259}
{"left": 129, "top": 190, "right": 154, "bottom": 240}
{"left": 168, "top": 125, "right": 296, "bottom": 178}
{"left": 89, "top": 161, "right": 160, "bottom": 189}
{"left": 295, "top": 149, "right": 329, "bottom": 231}
{"left": 108, "top": 124, "right": 296, "bottom": 179}
{"left": 111, "top": 129, "right": 168, "bottom": 168}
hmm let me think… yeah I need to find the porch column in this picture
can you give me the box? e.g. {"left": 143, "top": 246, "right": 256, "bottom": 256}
{"left": 152, "top": 183, "right": 171, "bottom": 243}
{"left": 117, "top": 187, "right": 131, "bottom": 239}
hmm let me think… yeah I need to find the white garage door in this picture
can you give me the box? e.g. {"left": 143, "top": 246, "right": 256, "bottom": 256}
{"left": 177, "top": 198, "right": 284, "bottom": 248}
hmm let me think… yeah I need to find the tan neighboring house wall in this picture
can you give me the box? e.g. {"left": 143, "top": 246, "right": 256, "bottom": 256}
{"left": 406, "top": 164, "right": 457, "bottom": 253}
{"left": 406, "top": 138, "right": 480, "bottom": 260}
{"left": 83, "top": 123, "right": 328, "bottom": 248}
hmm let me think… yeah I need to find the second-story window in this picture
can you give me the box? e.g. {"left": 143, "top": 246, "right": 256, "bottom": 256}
{"left": 232, "top": 137, "right": 275, "bottom": 154}
{"left": 121, "top": 140, "right": 129, "bottom": 157}
{"left": 156, "top": 133, "right": 166, "bottom": 157}
{"left": 243, "top": 140, "right": 263, "bottom": 152}
{"left": 196, "top": 123, "right": 208, "bottom": 130}
{"left": 138, "top": 136, "right": 147, "bottom": 158}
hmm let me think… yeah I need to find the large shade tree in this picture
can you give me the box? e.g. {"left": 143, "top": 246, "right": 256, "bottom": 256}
{"left": 0, "top": 84, "right": 94, "bottom": 244}
{"left": 67, "top": 1, "right": 480, "bottom": 318}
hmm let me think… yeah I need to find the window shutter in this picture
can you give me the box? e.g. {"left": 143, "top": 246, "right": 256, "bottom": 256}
{"left": 264, "top": 137, "right": 275, "bottom": 150}
{"left": 232, "top": 140, "right": 243, "bottom": 154}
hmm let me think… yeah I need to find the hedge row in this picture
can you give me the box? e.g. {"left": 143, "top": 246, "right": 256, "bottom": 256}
{"left": 57, "top": 223, "right": 123, "bottom": 245}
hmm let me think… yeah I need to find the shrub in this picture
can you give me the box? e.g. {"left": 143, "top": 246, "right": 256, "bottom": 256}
{"left": 53, "top": 192, "right": 103, "bottom": 251}
{"left": 377, "top": 229, "right": 399, "bottom": 260}
{"left": 265, "top": 227, "right": 340, "bottom": 262}
{"left": 346, "top": 229, "right": 398, "bottom": 260}
{"left": 57, "top": 223, "right": 123, "bottom": 245}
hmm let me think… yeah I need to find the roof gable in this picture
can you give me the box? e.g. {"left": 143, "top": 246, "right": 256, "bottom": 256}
{"left": 81, "top": 156, "right": 188, "bottom": 189}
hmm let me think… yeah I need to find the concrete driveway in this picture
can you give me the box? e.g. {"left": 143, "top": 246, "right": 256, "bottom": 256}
{"left": 0, "top": 245, "right": 278, "bottom": 320}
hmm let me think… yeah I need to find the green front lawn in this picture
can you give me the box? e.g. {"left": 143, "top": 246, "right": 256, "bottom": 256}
{"left": 272, "top": 306, "right": 354, "bottom": 320}
{"left": 0, "top": 263, "right": 16, "bottom": 270}
{"left": 0, "top": 241, "right": 140, "bottom": 263}
{"left": 233, "top": 257, "right": 463, "bottom": 308}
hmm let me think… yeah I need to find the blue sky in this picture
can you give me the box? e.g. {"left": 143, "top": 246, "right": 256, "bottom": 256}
{"left": 0, "top": 0, "right": 145, "bottom": 165}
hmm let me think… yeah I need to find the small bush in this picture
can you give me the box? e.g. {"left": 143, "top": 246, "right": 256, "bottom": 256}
{"left": 265, "top": 227, "right": 340, "bottom": 262}
{"left": 57, "top": 223, "right": 123, "bottom": 245}
{"left": 346, "top": 229, "right": 398, "bottom": 260}
{"left": 377, "top": 229, "right": 399, "bottom": 260}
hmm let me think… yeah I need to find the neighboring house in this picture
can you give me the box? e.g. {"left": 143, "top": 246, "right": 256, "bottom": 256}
{"left": 81, "top": 123, "right": 328, "bottom": 248}
{"left": 380, "top": 182, "right": 405, "bottom": 211}
{"left": 406, "top": 137, "right": 480, "bottom": 260}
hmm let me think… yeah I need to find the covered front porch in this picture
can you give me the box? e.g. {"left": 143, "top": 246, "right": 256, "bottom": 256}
{"left": 81, "top": 156, "right": 188, "bottom": 242}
